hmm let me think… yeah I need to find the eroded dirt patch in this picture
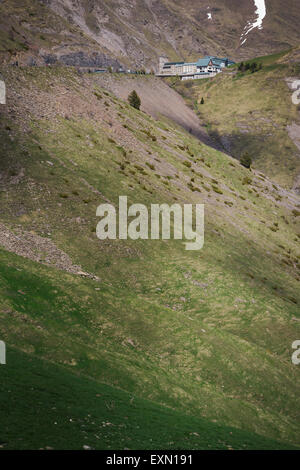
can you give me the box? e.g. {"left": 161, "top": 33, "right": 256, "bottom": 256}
{"left": 0, "top": 222, "right": 98, "bottom": 279}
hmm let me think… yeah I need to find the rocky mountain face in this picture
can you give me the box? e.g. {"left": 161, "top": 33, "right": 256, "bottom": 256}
{"left": 1, "top": 0, "right": 300, "bottom": 68}
{"left": 39, "top": 0, "right": 300, "bottom": 68}
{"left": 0, "top": 0, "right": 121, "bottom": 68}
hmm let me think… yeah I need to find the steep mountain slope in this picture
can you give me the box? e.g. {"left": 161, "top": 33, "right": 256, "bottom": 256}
{"left": 89, "top": 73, "right": 218, "bottom": 147}
{"left": 171, "top": 49, "right": 300, "bottom": 190}
{"left": 0, "top": 0, "right": 121, "bottom": 67}
{"left": 39, "top": 0, "right": 300, "bottom": 66}
{"left": 2, "top": 348, "right": 297, "bottom": 449}
{"left": 0, "top": 66, "right": 300, "bottom": 448}
{"left": 1, "top": 0, "right": 300, "bottom": 68}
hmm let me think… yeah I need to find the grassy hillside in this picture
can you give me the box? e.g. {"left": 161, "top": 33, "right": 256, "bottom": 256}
{"left": 169, "top": 49, "right": 300, "bottom": 189}
{"left": 1, "top": 347, "right": 297, "bottom": 450}
{"left": 0, "top": 66, "right": 300, "bottom": 449}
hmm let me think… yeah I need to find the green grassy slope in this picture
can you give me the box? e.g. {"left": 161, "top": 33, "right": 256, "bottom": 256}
{"left": 1, "top": 346, "right": 297, "bottom": 450}
{"left": 0, "top": 66, "right": 300, "bottom": 448}
{"left": 169, "top": 50, "right": 300, "bottom": 189}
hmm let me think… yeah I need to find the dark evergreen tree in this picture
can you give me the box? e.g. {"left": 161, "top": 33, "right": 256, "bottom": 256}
{"left": 128, "top": 90, "right": 141, "bottom": 110}
{"left": 240, "top": 152, "right": 252, "bottom": 169}
{"left": 250, "top": 62, "right": 258, "bottom": 73}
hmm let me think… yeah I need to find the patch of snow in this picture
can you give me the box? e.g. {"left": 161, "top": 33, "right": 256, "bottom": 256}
{"left": 240, "top": 0, "right": 266, "bottom": 46}
{"left": 207, "top": 12, "right": 212, "bottom": 20}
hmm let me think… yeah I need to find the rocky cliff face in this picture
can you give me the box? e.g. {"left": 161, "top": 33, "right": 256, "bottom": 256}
{"left": 1, "top": 0, "right": 300, "bottom": 68}
{"left": 40, "top": 0, "right": 300, "bottom": 68}
{"left": 0, "top": 0, "right": 122, "bottom": 68}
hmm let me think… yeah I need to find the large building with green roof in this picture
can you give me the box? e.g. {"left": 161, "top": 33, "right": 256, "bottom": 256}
{"left": 157, "top": 56, "right": 235, "bottom": 80}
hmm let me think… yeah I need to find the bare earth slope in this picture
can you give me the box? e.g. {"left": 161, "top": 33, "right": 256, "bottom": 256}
{"left": 93, "top": 73, "right": 217, "bottom": 147}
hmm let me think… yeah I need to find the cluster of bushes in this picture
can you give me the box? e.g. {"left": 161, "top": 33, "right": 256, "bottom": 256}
{"left": 212, "top": 185, "right": 223, "bottom": 194}
{"left": 242, "top": 176, "right": 252, "bottom": 185}
{"left": 240, "top": 152, "right": 252, "bottom": 169}
{"left": 146, "top": 162, "right": 155, "bottom": 171}
{"left": 133, "top": 164, "right": 148, "bottom": 176}
{"left": 141, "top": 129, "right": 157, "bottom": 141}
{"left": 238, "top": 62, "right": 262, "bottom": 74}
{"left": 187, "top": 182, "right": 201, "bottom": 192}
{"left": 94, "top": 91, "right": 102, "bottom": 100}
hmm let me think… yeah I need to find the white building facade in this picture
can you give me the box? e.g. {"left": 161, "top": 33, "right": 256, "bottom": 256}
{"left": 157, "top": 56, "right": 235, "bottom": 80}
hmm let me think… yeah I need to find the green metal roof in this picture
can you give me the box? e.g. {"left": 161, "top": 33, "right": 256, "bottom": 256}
{"left": 164, "top": 61, "right": 184, "bottom": 66}
{"left": 164, "top": 56, "right": 235, "bottom": 70}
{"left": 176, "top": 62, "right": 197, "bottom": 66}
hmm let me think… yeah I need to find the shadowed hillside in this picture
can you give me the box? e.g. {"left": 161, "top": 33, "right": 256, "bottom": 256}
{"left": 0, "top": 65, "right": 300, "bottom": 448}
{"left": 1, "top": 348, "right": 298, "bottom": 450}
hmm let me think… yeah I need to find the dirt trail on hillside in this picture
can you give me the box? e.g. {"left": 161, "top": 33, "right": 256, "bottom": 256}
{"left": 92, "top": 74, "right": 221, "bottom": 150}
